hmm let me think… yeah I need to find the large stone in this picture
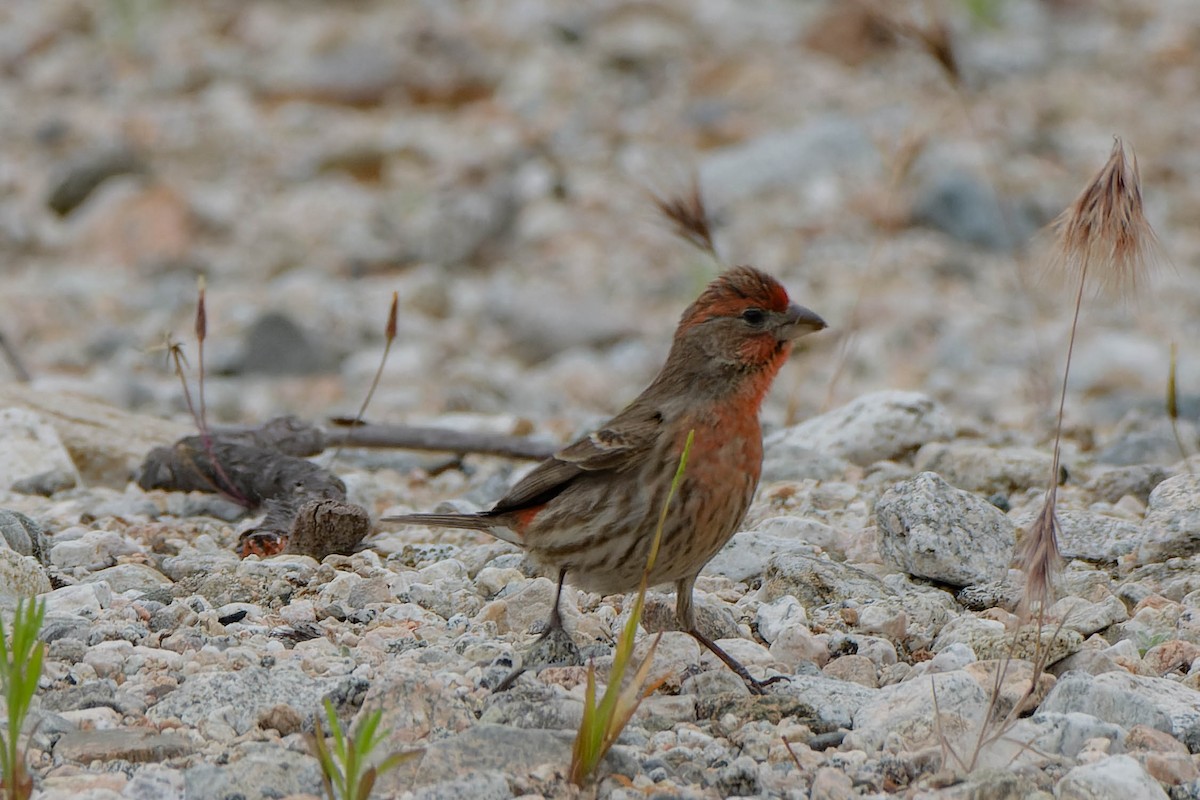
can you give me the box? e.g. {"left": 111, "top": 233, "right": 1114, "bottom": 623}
{"left": 761, "top": 553, "right": 895, "bottom": 608}
{"left": 0, "top": 407, "right": 81, "bottom": 492}
{"left": 706, "top": 516, "right": 837, "bottom": 582}
{"left": 875, "top": 472, "right": 1016, "bottom": 586}
{"left": 0, "top": 509, "right": 48, "bottom": 561}
{"left": 845, "top": 670, "right": 989, "bottom": 753}
{"left": 147, "top": 665, "right": 355, "bottom": 736}
{"left": 1040, "top": 670, "right": 1200, "bottom": 752}
{"left": 1049, "top": 510, "right": 1144, "bottom": 563}
{"left": 0, "top": 546, "right": 51, "bottom": 605}
{"left": 1056, "top": 754, "right": 1170, "bottom": 800}
{"left": 765, "top": 391, "right": 952, "bottom": 467}
{"left": 1138, "top": 475, "right": 1200, "bottom": 564}
{"left": 183, "top": 745, "right": 323, "bottom": 800}
{"left": 383, "top": 723, "right": 634, "bottom": 795}
{"left": 0, "top": 387, "right": 188, "bottom": 487}
{"left": 914, "top": 442, "right": 1053, "bottom": 494}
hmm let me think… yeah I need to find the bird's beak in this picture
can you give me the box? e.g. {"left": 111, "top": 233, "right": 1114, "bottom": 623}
{"left": 779, "top": 303, "right": 827, "bottom": 340}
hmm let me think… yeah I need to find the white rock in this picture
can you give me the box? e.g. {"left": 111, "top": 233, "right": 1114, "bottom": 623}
{"left": 914, "top": 441, "right": 1052, "bottom": 494}
{"left": 1040, "top": 670, "right": 1200, "bottom": 749}
{"left": 755, "top": 595, "right": 807, "bottom": 644}
{"left": 41, "top": 582, "right": 112, "bottom": 617}
{"left": 82, "top": 563, "right": 172, "bottom": 594}
{"left": 1056, "top": 754, "right": 1169, "bottom": 800}
{"left": 769, "top": 624, "right": 827, "bottom": 668}
{"left": 49, "top": 530, "right": 139, "bottom": 571}
{"left": 766, "top": 391, "right": 952, "bottom": 467}
{"left": 846, "top": 670, "right": 988, "bottom": 753}
{"left": 0, "top": 407, "right": 81, "bottom": 491}
{"left": 1050, "top": 595, "right": 1129, "bottom": 637}
{"left": 0, "top": 548, "right": 51, "bottom": 603}
{"left": 926, "top": 642, "right": 977, "bottom": 673}
{"left": 1137, "top": 475, "right": 1200, "bottom": 564}
{"left": 875, "top": 472, "right": 1016, "bottom": 586}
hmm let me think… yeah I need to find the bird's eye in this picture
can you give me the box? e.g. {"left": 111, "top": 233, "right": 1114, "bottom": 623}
{"left": 740, "top": 308, "right": 766, "bottom": 326}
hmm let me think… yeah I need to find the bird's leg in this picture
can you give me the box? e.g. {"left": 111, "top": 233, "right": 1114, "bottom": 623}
{"left": 676, "top": 577, "right": 786, "bottom": 696}
{"left": 493, "top": 567, "right": 579, "bottom": 692}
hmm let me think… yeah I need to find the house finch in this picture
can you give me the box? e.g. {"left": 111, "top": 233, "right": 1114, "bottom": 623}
{"left": 386, "top": 266, "right": 826, "bottom": 691}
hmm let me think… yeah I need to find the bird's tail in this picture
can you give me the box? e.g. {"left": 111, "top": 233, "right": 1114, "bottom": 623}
{"left": 382, "top": 513, "right": 492, "bottom": 531}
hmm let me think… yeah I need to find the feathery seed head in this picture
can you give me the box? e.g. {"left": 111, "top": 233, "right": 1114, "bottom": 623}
{"left": 1050, "top": 137, "right": 1163, "bottom": 298}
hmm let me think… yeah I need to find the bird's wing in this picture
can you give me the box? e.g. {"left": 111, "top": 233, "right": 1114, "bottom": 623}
{"left": 489, "top": 408, "right": 661, "bottom": 514}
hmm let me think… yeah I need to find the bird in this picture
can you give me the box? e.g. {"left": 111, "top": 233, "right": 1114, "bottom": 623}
{"left": 385, "top": 266, "right": 827, "bottom": 692}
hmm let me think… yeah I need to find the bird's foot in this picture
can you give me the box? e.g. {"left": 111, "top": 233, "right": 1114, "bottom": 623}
{"left": 492, "top": 613, "right": 582, "bottom": 693}
{"left": 688, "top": 627, "right": 788, "bottom": 696}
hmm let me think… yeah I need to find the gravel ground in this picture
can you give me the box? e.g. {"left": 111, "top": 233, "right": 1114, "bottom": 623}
{"left": 2, "top": 1, "right": 1200, "bottom": 798}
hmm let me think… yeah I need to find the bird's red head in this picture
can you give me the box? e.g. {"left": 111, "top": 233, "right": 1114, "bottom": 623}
{"left": 674, "top": 266, "right": 826, "bottom": 374}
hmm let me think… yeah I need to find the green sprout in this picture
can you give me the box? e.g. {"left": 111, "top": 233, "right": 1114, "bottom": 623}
{"left": 570, "top": 430, "right": 694, "bottom": 786}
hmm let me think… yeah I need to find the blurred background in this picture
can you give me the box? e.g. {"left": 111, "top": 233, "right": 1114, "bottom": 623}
{"left": 0, "top": 0, "right": 1196, "bottom": 456}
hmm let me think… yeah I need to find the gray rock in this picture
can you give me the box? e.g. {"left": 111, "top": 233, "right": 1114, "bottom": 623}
{"left": 159, "top": 552, "right": 240, "bottom": 581}
{"left": 699, "top": 115, "right": 879, "bottom": 204}
{"left": 148, "top": 665, "right": 354, "bottom": 735}
{"left": 49, "top": 530, "right": 140, "bottom": 571}
{"left": 1056, "top": 754, "right": 1170, "bottom": 800}
{"left": 0, "top": 407, "right": 82, "bottom": 492}
{"left": 234, "top": 311, "right": 337, "bottom": 375}
{"left": 183, "top": 746, "right": 323, "bottom": 800}
{"left": 1138, "top": 475, "right": 1200, "bottom": 564}
{"left": 914, "top": 442, "right": 1052, "bottom": 494}
{"left": 765, "top": 391, "right": 952, "bottom": 467}
{"left": 1019, "top": 711, "right": 1128, "bottom": 758}
{"left": 760, "top": 442, "right": 851, "bottom": 482}
{"left": 1098, "top": 419, "right": 1199, "bottom": 467}
{"left": 761, "top": 553, "right": 895, "bottom": 608}
{"left": 121, "top": 766, "right": 185, "bottom": 800}
{"left": 46, "top": 145, "right": 149, "bottom": 216}
{"left": 875, "top": 472, "right": 1016, "bottom": 586}
{"left": 0, "top": 509, "right": 48, "bottom": 562}
{"left": 41, "top": 582, "right": 112, "bottom": 617}
{"left": 912, "top": 170, "right": 1032, "bottom": 250}
{"left": 10, "top": 467, "right": 76, "bottom": 496}
{"left": 479, "top": 685, "right": 582, "bottom": 731}
{"left": 706, "top": 517, "right": 837, "bottom": 582}
{"left": 42, "top": 680, "right": 119, "bottom": 713}
{"left": 1086, "top": 464, "right": 1171, "bottom": 504}
{"left": 1040, "top": 671, "right": 1200, "bottom": 751}
{"left": 777, "top": 674, "right": 878, "bottom": 730}
{"left": 755, "top": 595, "right": 807, "bottom": 644}
{"left": 932, "top": 616, "right": 1082, "bottom": 663}
{"left": 121, "top": 765, "right": 185, "bottom": 800}
{"left": 1044, "top": 510, "right": 1145, "bottom": 563}
{"left": 411, "top": 771, "right": 514, "bottom": 800}
{"left": 1050, "top": 594, "right": 1129, "bottom": 636}
{"left": 83, "top": 563, "right": 173, "bottom": 594}
{"left": 384, "top": 724, "right": 635, "bottom": 794}
{"left": 846, "top": 670, "right": 989, "bottom": 753}
{"left": 0, "top": 387, "right": 190, "bottom": 488}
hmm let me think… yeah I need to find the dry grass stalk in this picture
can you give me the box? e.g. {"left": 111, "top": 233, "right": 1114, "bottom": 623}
{"left": 652, "top": 179, "right": 719, "bottom": 262}
{"left": 1017, "top": 137, "right": 1161, "bottom": 616}
{"left": 331, "top": 292, "right": 400, "bottom": 464}
{"left": 1168, "top": 342, "right": 1193, "bottom": 471}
